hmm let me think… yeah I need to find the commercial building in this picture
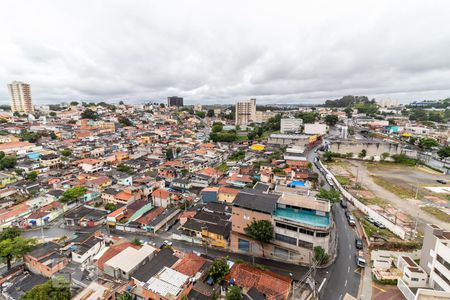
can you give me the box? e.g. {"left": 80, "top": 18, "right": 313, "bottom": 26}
{"left": 167, "top": 96, "right": 184, "bottom": 107}
{"left": 230, "top": 187, "right": 333, "bottom": 264}
{"left": 235, "top": 98, "right": 256, "bottom": 126}
{"left": 8, "top": 81, "right": 34, "bottom": 113}
{"left": 304, "top": 123, "right": 328, "bottom": 135}
{"left": 280, "top": 118, "right": 303, "bottom": 134}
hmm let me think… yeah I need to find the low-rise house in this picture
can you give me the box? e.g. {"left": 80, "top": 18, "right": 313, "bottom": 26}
{"left": 103, "top": 244, "right": 156, "bottom": 279}
{"left": 39, "top": 153, "right": 62, "bottom": 168}
{"left": 24, "top": 242, "right": 69, "bottom": 277}
{"left": 76, "top": 158, "right": 104, "bottom": 173}
{"left": 218, "top": 186, "right": 240, "bottom": 204}
{"left": 64, "top": 205, "right": 108, "bottom": 227}
{"left": 69, "top": 234, "right": 106, "bottom": 267}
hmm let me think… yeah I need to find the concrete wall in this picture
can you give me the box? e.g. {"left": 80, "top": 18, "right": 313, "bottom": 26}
{"left": 329, "top": 141, "right": 418, "bottom": 158}
{"left": 318, "top": 159, "right": 408, "bottom": 239}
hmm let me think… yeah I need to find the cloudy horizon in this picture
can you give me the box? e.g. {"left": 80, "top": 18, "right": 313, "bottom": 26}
{"left": 1, "top": 0, "right": 450, "bottom": 106}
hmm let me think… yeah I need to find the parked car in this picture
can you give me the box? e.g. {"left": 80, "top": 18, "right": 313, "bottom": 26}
{"left": 437, "top": 179, "right": 446, "bottom": 184}
{"left": 355, "top": 238, "right": 363, "bottom": 249}
{"left": 348, "top": 216, "right": 356, "bottom": 226}
{"left": 374, "top": 221, "right": 386, "bottom": 229}
{"left": 356, "top": 251, "right": 366, "bottom": 268}
{"left": 345, "top": 211, "right": 351, "bottom": 219}
{"left": 365, "top": 216, "right": 375, "bottom": 224}
{"left": 340, "top": 200, "right": 348, "bottom": 208}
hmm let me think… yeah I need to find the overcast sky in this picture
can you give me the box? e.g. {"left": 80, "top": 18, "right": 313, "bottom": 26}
{"left": 1, "top": 0, "right": 450, "bottom": 105}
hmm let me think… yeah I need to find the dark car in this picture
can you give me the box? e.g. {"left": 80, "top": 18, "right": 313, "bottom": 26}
{"left": 345, "top": 210, "right": 351, "bottom": 219}
{"left": 355, "top": 238, "right": 363, "bottom": 250}
{"left": 437, "top": 179, "right": 447, "bottom": 184}
{"left": 374, "top": 221, "right": 386, "bottom": 229}
{"left": 340, "top": 200, "right": 348, "bottom": 208}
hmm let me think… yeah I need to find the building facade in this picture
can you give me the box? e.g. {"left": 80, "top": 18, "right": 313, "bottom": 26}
{"left": 167, "top": 96, "right": 184, "bottom": 107}
{"left": 8, "top": 81, "right": 34, "bottom": 113}
{"left": 235, "top": 98, "right": 256, "bottom": 126}
{"left": 280, "top": 118, "right": 303, "bottom": 134}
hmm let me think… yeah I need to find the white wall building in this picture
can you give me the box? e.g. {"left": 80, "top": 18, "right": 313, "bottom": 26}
{"left": 304, "top": 123, "right": 328, "bottom": 135}
{"left": 280, "top": 118, "right": 303, "bottom": 134}
{"left": 235, "top": 98, "right": 256, "bottom": 126}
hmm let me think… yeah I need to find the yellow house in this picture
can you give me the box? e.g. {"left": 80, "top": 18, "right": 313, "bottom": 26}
{"left": 0, "top": 172, "right": 17, "bottom": 188}
{"left": 218, "top": 186, "right": 240, "bottom": 204}
{"left": 202, "top": 228, "right": 228, "bottom": 248}
{"left": 114, "top": 151, "right": 129, "bottom": 162}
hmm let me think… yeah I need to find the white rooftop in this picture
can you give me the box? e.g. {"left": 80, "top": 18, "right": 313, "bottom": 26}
{"left": 105, "top": 244, "right": 156, "bottom": 273}
{"left": 145, "top": 267, "right": 189, "bottom": 298}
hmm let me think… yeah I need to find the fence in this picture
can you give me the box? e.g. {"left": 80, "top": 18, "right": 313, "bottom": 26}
{"left": 318, "top": 159, "right": 408, "bottom": 240}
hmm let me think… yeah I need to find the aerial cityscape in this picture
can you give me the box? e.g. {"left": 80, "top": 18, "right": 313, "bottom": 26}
{"left": 0, "top": 1, "right": 449, "bottom": 300}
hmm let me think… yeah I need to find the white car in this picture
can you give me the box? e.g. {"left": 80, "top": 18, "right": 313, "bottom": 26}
{"left": 163, "top": 240, "right": 173, "bottom": 246}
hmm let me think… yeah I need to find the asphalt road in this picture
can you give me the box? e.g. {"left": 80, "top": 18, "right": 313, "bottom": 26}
{"left": 306, "top": 144, "right": 362, "bottom": 300}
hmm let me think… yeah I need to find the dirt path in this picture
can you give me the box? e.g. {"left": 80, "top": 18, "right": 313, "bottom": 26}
{"left": 348, "top": 161, "right": 450, "bottom": 231}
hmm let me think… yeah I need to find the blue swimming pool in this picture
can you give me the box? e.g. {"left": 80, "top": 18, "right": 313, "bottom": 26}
{"left": 290, "top": 180, "right": 305, "bottom": 187}
{"left": 273, "top": 207, "right": 330, "bottom": 228}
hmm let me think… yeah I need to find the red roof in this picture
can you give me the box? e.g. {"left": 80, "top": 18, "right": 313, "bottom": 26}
{"left": 226, "top": 264, "right": 292, "bottom": 300}
{"left": 96, "top": 242, "right": 140, "bottom": 271}
{"left": 172, "top": 253, "right": 206, "bottom": 276}
{"left": 153, "top": 189, "right": 170, "bottom": 199}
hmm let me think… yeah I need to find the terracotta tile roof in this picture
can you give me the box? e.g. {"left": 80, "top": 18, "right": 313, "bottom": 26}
{"left": 115, "top": 190, "right": 134, "bottom": 202}
{"left": 200, "top": 143, "right": 215, "bottom": 149}
{"left": 76, "top": 158, "right": 101, "bottom": 165}
{"left": 172, "top": 253, "right": 206, "bottom": 277}
{"left": 197, "top": 167, "right": 221, "bottom": 177}
{"left": 107, "top": 206, "right": 127, "bottom": 218}
{"left": 229, "top": 174, "right": 253, "bottom": 183}
{"left": 218, "top": 186, "right": 240, "bottom": 195}
{"left": 226, "top": 263, "right": 292, "bottom": 300}
{"left": 152, "top": 188, "right": 170, "bottom": 199}
{"left": 136, "top": 207, "right": 165, "bottom": 225}
{"left": 96, "top": 242, "right": 140, "bottom": 271}
{"left": 0, "top": 141, "right": 34, "bottom": 150}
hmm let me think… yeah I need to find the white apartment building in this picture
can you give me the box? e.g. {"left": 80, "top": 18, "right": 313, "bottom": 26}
{"left": 304, "top": 123, "right": 328, "bottom": 135}
{"left": 8, "top": 81, "right": 34, "bottom": 113}
{"left": 280, "top": 118, "right": 303, "bottom": 134}
{"left": 235, "top": 98, "right": 256, "bottom": 126}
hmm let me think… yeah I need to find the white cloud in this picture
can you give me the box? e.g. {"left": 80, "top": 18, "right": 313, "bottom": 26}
{"left": 1, "top": 0, "right": 450, "bottom": 105}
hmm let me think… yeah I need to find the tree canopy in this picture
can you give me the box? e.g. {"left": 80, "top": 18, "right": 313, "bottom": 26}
{"left": 244, "top": 220, "right": 273, "bottom": 257}
{"left": 418, "top": 137, "right": 438, "bottom": 150}
{"left": 0, "top": 227, "right": 36, "bottom": 270}
{"left": 61, "top": 186, "right": 87, "bottom": 203}
{"left": 324, "top": 115, "right": 338, "bottom": 126}
{"left": 81, "top": 108, "right": 99, "bottom": 120}
{"left": 208, "top": 256, "right": 230, "bottom": 284}
{"left": 437, "top": 146, "right": 450, "bottom": 159}
{"left": 22, "top": 277, "right": 70, "bottom": 300}
{"left": 226, "top": 286, "right": 243, "bottom": 300}
{"left": 317, "top": 188, "right": 341, "bottom": 203}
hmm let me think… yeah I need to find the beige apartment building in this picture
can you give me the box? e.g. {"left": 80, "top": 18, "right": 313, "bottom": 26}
{"left": 235, "top": 98, "right": 256, "bottom": 126}
{"left": 8, "top": 81, "right": 34, "bottom": 113}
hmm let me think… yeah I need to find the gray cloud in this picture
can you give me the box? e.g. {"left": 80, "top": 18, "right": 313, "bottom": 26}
{"left": 1, "top": 0, "right": 450, "bottom": 105}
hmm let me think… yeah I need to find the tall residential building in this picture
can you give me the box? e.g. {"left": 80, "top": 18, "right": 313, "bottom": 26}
{"left": 235, "top": 98, "right": 256, "bottom": 126}
{"left": 167, "top": 96, "right": 183, "bottom": 107}
{"left": 8, "top": 81, "right": 34, "bottom": 113}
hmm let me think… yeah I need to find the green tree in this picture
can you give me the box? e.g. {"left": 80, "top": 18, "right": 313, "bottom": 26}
{"left": 195, "top": 111, "right": 206, "bottom": 118}
{"left": 166, "top": 148, "right": 174, "bottom": 161}
{"left": 104, "top": 203, "right": 117, "bottom": 211}
{"left": 207, "top": 109, "right": 215, "bottom": 117}
{"left": 244, "top": 220, "right": 273, "bottom": 257}
{"left": 0, "top": 227, "right": 21, "bottom": 241}
{"left": 26, "top": 171, "right": 38, "bottom": 181}
{"left": 381, "top": 152, "right": 390, "bottom": 161}
{"left": 81, "top": 108, "right": 99, "bottom": 120}
{"left": 226, "top": 286, "right": 243, "bottom": 300}
{"left": 117, "top": 163, "right": 133, "bottom": 174}
{"left": 70, "top": 101, "right": 79, "bottom": 106}
{"left": 22, "top": 277, "right": 70, "bottom": 300}
{"left": 358, "top": 149, "right": 367, "bottom": 158}
{"left": 208, "top": 256, "right": 230, "bottom": 284}
{"left": 322, "top": 151, "right": 334, "bottom": 162}
{"left": 0, "top": 236, "right": 36, "bottom": 270}
{"left": 317, "top": 188, "right": 341, "bottom": 203}
{"left": 344, "top": 107, "right": 353, "bottom": 118}
{"left": 49, "top": 111, "right": 57, "bottom": 117}
{"left": 0, "top": 156, "right": 17, "bottom": 170}
{"left": 116, "top": 292, "right": 133, "bottom": 300}
{"left": 419, "top": 138, "right": 438, "bottom": 150}
{"left": 60, "top": 149, "right": 72, "bottom": 157}
{"left": 119, "top": 117, "right": 133, "bottom": 127}
{"left": 437, "top": 146, "right": 450, "bottom": 159}
{"left": 212, "top": 123, "right": 223, "bottom": 133}
{"left": 61, "top": 186, "right": 87, "bottom": 203}
{"left": 324, "top": 115, "right": 339, "bottom": 126}
{"left": 131, "top": 238, "right": 142, "bottom": 246}
{"left": 313, "top": 246, "right": 329, "bottom": 265}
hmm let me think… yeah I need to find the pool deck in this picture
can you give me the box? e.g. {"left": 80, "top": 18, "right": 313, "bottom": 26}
{"left": 273, "top": 208, "right": 330, "bottom": 228}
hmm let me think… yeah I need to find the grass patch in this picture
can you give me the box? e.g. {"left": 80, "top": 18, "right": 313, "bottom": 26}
{"left": 372, "top": 176, "right": 418, "bottom": 199}
{"left": 237, "top": 135, "right": 248, "bottom": 141}
{"left": 335, "top": 175, "right": 350, "bottom": 185}
{"left": 216, "top": 162, "right": 229, "bottom": 172}
{"left": 359, "top": 196, "right": 389, "bottom": 207}
{"left": 421, "top": 206, "right": 450, "bottom": 223}
{"left": 358, "top": 217, "right": 396, "bottom": 240}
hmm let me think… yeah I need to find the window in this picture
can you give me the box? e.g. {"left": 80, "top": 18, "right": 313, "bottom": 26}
{"left": 275, "top": 233, "right": 297, "bottom": 245}
{"left": 436, "top": 254, "right": 450, "bottom": 272}
{"left": 299, "top": 228, "right": 314, "bottom": 236}
{"left": 274, "top": 247, "right": 289, "bottom": 259}
{"left": 297, "top": 239, "right": 314, "bottom": 250}
{"left": 275, "top": 222, "right": 297, "bottom": 232}
{"left": 238, "top": 239, "right": 250, "bottom": 252}
{"left": 316, "top": 232, "right": 329, "bottom": 237}
{"left": 434, "top": 268, "right": 450, "bottom": 287}
{"left": 411, "top": 278, "right": 419, "bottom": 282}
